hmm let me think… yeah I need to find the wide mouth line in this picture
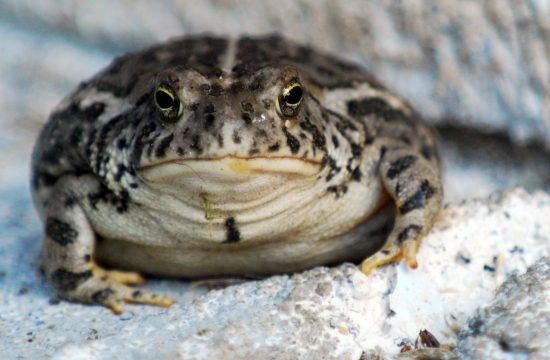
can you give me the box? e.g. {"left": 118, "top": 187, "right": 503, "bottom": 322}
{"left": 137, "top": 154, "right": 322, "bottom": 171}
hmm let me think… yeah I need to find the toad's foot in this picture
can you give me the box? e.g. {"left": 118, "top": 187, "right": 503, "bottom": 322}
{"left": 360, "top": 236, "right": 418, "bottom": 275}
{"left": 41, "top": 182, "right": 176, "bottom": 314}
{"left": 71, "top": 265, "right": 176, "bottom": 314}
{"left": 92, "top": 265, "right": 145, "bottom": 285}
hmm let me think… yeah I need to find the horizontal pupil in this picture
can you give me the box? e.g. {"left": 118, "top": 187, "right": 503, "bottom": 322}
{"left": 284, "top": 86, "right": 302, "bottom": 105}
{"left": 156, "top": 90, "right": 175, "bottom": 109}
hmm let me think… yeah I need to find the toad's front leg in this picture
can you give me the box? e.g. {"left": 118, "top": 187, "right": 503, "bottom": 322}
{"left": 39, "top": 176, "right": 175, "bottom": 314}
{"left": 361, "top": 146, "right": 442, "bottom": 274}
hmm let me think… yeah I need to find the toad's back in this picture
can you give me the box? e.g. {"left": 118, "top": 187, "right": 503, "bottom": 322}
{"left": 32, "top": 35, "right": 442, "bottom": 313}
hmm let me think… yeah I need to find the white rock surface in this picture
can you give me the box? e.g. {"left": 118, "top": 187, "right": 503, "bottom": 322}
{"left": 458, "top": 257, "right": 550, "bottom": 360}
{"left": 2, "top": 188, "right": 549, "bottom": 359}
{"left": 1, "top": 0, "right": 549, "bottom": 147}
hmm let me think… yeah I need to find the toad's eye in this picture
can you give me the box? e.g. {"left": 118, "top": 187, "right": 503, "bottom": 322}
{"left": 155, "top": 85, "right": 183, "bottom": 122}
{"left": 276, "top": 82, "right": 304, "bottom": 117}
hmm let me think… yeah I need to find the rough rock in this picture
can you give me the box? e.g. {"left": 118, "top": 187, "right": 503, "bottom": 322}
{"left": 2, "top": 188, "right": 549, "bottom": 359}
{"left": 458, "top": 257, "right": 550, "bottom": 360}
{"left": 1, "top": 0, "right": 549, "bottom": 147}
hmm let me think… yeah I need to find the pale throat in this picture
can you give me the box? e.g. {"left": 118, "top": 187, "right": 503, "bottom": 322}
{"left": 137, "top": 156, "right": 325, "bottom": 226}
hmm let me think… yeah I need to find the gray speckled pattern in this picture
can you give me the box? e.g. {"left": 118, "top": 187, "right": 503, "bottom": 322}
{"left": 458, "top": 257, "right": 550, "bottom": 359}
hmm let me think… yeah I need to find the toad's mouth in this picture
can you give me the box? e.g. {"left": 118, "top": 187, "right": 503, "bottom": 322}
{"left": 138, "top": 155, "right": 322, "bottom": 183}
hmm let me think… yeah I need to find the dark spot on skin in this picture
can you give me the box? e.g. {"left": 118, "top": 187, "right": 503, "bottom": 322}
{"left": 379, "top": 146, "right": 387, "bottom": 159}
{"left": 232, "top": 130, "right": 241, "bottom": 144}
{"left": 190, "top": 134, "right": 202, "bottom": 154}
{"left": 223, "top": 217, "right": 240, "bottom": 244}
{"left": 386, "top": 155, "right": 418, "bottom": 180}
{"left": 114, "top": 164, "right": 128, "bottom": 182}
{"left": 205, "top": 113, "right": 216, "bottom": 128}
{"left": 132, "top": 290, "right": 142, "bottom": 299}
{"left": 92, "top": 288, "right": 115, "bottom": 303}
{"left": 483, "top": 264, "right": 496, "bottom": 272}
{"left": 87, "top": 184, "right": 130, "bottom": 214}
{"left": 364, "top": 133, "right": 375, "bottom": 145}
{"left": 331, "top": 135, "right": 339, "bottom": 148}
{"left": 396, "top": 224, "right": 422, "bottom": 244}
{"left": 351, "top": 167, "right": 362, "bottom": 181}
{"left": 248, "top": 74, "right": 266, "bottom": 91}
{"left": 204, "top": 103, "right": 216, "bottom": 114}
{"left": 241, "top": 101, "right": 254, "bottom": 113}
{"left": 70, "top": 127, "right": 84, "bottom": 146}
{"left": 420, "top": 180, "right": 436, "bottom": 200}
{"left": 299, "top": 121, "right": 326, "bottom": 150}
{"left": 268, "top": 142, "right": 280, "bottom": 152}
{"left": 83, "top": 254, "right": 91, "bottom": 262}
{"left": 155, "top": 133, "right": 174, "bottom": 158}
{"left": 41, "top": 142, "right": 64, "bottom": 164}
{"left": 283, "top": 129, "right": 300, "bottom": 154}
{"left": 347, "top": 98, "right": 411, "bottom": 123}
{"left": 50, "top": 268, "right": 92, "bottom": 292}
{"left": 420, "top": 145, "right": 433, "bottom": 160}
{"left": 34, "top": 171, "right": 58, "bottom": 187}
{"left": 64, "top": 195, "right": 77, "bottom": 208}
{"left": 208, "top": 83, "right": 224, "bottom": 97}
{"left": 96, "top": 77, "right": 137, "bottom": 98}
{"left": 135, "top": 92, "right": 150, "bottom": 107}
{"left": 381, "top": 250, "right": 391, "bottom": 255}
{"left": 399, "top": 180, "right": 437, "bottom": 214}
{"left": 88, "top": 185, "right": 109, "bottom": 210}
{"left": 229, "top": 81, "right": 244, "bottom": 94}
{"left": 45, "top": 217, "right": 78, "bottom": 246}
{"left": 241, "top": 112, "right": 252, "bottom": 124}
{"left": 323, "top": 155, "right": 341, "bottom": 182}
{"left": 115, "top": 190, "right": 130, "bottom": 213}
{"left": 83, "top": 102, "right": 105, "bottom": 119}
{"left": 351, "top": 143, "right": 362, "bottom": 158}
{"left": 327, "top": 186, "right": 338, "bottom": 193}
{"left": 92, "top": 112, "right": 129, "bottom": 174}
{"left": 117, "top": 138, "right": 128, "bottom": 150}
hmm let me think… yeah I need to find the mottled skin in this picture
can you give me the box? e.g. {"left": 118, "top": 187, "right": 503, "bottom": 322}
{"left": 31, "top": 35, "right": 442, "bottom": 313}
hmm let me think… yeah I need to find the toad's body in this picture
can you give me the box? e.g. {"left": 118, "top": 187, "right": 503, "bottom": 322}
{"left": 32, "top": 35, "right": 442, "bottom": 312}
